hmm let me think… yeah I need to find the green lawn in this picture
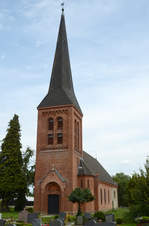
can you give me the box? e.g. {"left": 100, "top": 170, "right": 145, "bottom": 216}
{"left": 2, "top": 210, "right": 19, "bottom": 220}
{"left": 105, "top": 207, "right": 136, "bottom": 224}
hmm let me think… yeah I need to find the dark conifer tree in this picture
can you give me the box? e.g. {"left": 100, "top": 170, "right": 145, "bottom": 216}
{"left": 0, "top": 114, "right": 27, "bottom": 211}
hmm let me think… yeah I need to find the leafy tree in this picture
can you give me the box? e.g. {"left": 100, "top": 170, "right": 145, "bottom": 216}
{"left": 0, "top": 114, "right": 26, "bottom": 211}
{"left": 68, "top": 188, "right": 95, "bottom": 215}
{"left": 113, "top": 173, "right": 130, "bottom": 207}
{"left": 15, "top": 147, "right": 35, "bottom": 210}
{"left": 22, "top": 147, "right": 35, "bottom": 196}
{"left": 128, "top": 159, "right": 149, "bottom": 217}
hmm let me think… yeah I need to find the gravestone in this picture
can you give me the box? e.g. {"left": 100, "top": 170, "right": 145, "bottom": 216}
{"left": 84, "top": 213, "right": 92, "bottom": 220}
{"left": 96, "top": 222, "right": 116, "bottom": 226}
{"left": 50, "top": 219, "right": 64, "bottom": 226}
{"left": 32, "top": 218, "right": 41, "bottom": 226}
{"left": 59, "top": 212, "right": 66, "bottom": 222}
{"left": 84, "top": 219, "right": 96, "bottom": 226}
{"left": 0, "top": 219, "right": 5, "bottom": 226}
{"left": 27, "top": 213, "right": 38, "bottom": 223}
{"left": 0, "top": 214, "right": 2, "bottom": 220}
{"left": 76, "top": 216, "right": 83, "bottom": 225}
{"left": 105, "top": 214, "right": 115, "bottom": 223}
{"left": 18, "top": 209, "right": 29, "bottom": 223}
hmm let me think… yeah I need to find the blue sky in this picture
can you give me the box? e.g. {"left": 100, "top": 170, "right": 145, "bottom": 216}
{"left": 0, "top": 0, "right": 149, "bottom": 176}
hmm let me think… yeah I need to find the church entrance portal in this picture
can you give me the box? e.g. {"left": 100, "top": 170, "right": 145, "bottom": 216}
{"left": 46, "top": 182, "right": 61, "bottom": 214}
{"left": 48, "top": 194, "right": 59, "bottom": 214}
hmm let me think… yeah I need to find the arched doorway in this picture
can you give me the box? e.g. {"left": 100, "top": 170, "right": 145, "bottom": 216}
{"left": 46, "top": 182, "right": 61, "bottom": 214}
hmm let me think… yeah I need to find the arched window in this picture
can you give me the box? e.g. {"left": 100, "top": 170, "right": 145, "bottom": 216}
{"left": 57, "top": 117, "right": 63, "bottom": 130}
{"left": 87, "top": 179, "right": 90, "bottom": 188}
{"left": 48, "top": 118, "right": 54, "bottom": 130}
{"left": 114, "top": 190, "right": 116, "bottom": 199}
{"left": 57, "top": 133, "right": 63, "bottom": 144}
{"left": 108, "top": 190, "right": 110, "bottom": 203}
{"left": 48, "top": 134, "right": 54, "bottom": 145}
{"left": 104, "top": 189, "right": 106, "bottom": 204}
{"left": 77, "top": 122, "right": 79, "bottom": 150}
{"left": 80, "top": 179, "right": 83, "bottom": 188}
{"left": 74, "top": 120, "right": 77, "bottom": 149}
{"left": 100, "top": 188, "right": 103, "bottom": 205}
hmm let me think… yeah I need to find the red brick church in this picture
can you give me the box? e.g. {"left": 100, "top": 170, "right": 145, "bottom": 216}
{"left": 34, "top": 10, "right": 118, "bottom": 214}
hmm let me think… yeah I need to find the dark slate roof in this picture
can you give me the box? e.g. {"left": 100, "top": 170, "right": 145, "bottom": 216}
{"left": 38, "top": 12, "right": 82, "bottom": 114}
{"left": 78, "top": 151, "right": 116, "bottom": 186}
{"left": 78, "top": 158, "right": 95, "bottom": 176}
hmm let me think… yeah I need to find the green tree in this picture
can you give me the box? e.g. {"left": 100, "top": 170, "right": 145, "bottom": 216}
{"left": 22, "top": 147, "right": 35, "bottom": 195}
{"left": 15, "top": 147, "right": 35, "bottom": 210}
{"left": 112, "top": 173, "right": 130, "bottom": 207}
{"left": 0, "top": 114, "right": 26, "bottom": 211}
{"left": 128, "top": 159, "right": 149, "bottom": 217}
{"left": 68, "top": 188, "right": 95, "bottom": 215}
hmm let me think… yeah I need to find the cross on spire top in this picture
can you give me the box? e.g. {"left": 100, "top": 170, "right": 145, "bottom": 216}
{"left": 61, "top": 2, "right": 64, "bottom": 13}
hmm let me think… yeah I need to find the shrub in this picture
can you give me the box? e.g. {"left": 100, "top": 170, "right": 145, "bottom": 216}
{"left": 66, "top": 214, "right": 76, "bottom": 222}
{"left": 93, "top": 211, "right": 105, "bottom": 221}
{"left": 135, "top": 216, "right": 149, "bottom": 223}
{"left": 41, "top": 215, "right": 58, "bottom": 224}
{"left": 25, "top": 207, "right": 33, "bottom": 213}
{"left": 53, "top": 215, "right": 58, "bottom": 219}
{"left": 116, "top": 218, "right": 123, "bottom": 224}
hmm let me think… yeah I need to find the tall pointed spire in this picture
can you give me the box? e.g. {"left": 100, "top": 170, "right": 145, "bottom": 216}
{"left": 38, "top": 11, "right": 82, "bottom": 114}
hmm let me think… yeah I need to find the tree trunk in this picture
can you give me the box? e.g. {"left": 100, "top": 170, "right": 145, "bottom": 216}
{"left": 1, "top": 198, "right": 9, "bottom": 212}
{"left": 77, "top": 202, "right": 82, "bottom": 216}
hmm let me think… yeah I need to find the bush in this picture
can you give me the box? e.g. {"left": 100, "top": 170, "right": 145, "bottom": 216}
{"left": 41, "top": 215, "right": 58, "bottom": 224}
{"left": 25, "top": 207, "right": 33, "bottom": 213}
{"left": 93, "top": 211, "right": 105, "bottom": 221}
{"left": 116, "top": 218, "right": 123, "bottom": 224}
{"left": 135, "top": 216, "right": 149, "bottom": 223}
{"left": 66, "top": 214, "right": 76, "bottom": 222}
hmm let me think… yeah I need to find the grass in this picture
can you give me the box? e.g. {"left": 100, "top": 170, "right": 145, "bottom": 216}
{"left": 105, "top": 207, "right": 136, "bottom": 225}
{"left": 121, "top": 224, "right": 136, "bottom": 226}
{"left": 2, "top": 209, "right": 19, "bottom": 220}
{"left": 105, "top": 207, "right": 130, "bottom": 219}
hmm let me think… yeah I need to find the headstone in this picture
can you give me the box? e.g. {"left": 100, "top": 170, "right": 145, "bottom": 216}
{"left": 84, "top": 219, "right": 96, "bottom": 226}
{"left": 27, "top": 213, "right": 38, "bottom": 223}
{"left": 18, "top": 209, "right": 29, "bottom": 223}
{"left": 84, "top": 213, "right": 92, "bottom": 220}
{"left": 0, "top": 214, "right": 2, "bottom": 220}
{"left": 32, "top": 218, "right": 41, "bottom": 226}
{"left": 50, "top": 219, "right": 64, "bottom": 226}
{"left": 76, "top": 216, "right": 83, "bottom": 225}
{"left": 0, "top": 219, "right": 5, "bottom": 226}
{"left": 59, "top": 212, "right": 66, "bottom": 222}
{"left": 105, "top": 214, "right": 115, "bottom": 223}
{"left": 96, "top": 222, "right": 116, "bottom": 226}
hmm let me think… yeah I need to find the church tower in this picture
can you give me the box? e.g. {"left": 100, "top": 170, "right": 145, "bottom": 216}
{"left": 34, "top": 10, "right": 83, "bottom": 214}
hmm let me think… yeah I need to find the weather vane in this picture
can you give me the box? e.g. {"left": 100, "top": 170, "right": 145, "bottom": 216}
{"left": 61, "top": 2, "right": 64, "bottom": 13}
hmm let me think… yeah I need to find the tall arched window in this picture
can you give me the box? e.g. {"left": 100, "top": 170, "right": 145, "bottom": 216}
{"left": 104, "top": 189, "right": 106, "bottom": 204}
{"left": 48, "top": 118, "right": 54, "bottom": 130}
{"left": 80, "top": 179, "right": 83, "bottom": 188}
{"left": 57, "top": 133, "right": 63, "bottom": 144}
{"left": 57, "top": 117, "right": 63, "bottom": 130}
{"left": 77, "top": 122, "right": 79, "bottom": 150}
{"left": 87, "top": 179, "right": 90, "bottom": 188}
{"left": 108, "top": 190, "right": 110, "bottom": 203}
{"left": 74, "top": 120, "right": 77, "bottom": 149}
{"left": 100, "top": 188, "right": 103, "bottom": 205}
{"left": 48, "top": 134, "right": 54, "bottom": 145}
